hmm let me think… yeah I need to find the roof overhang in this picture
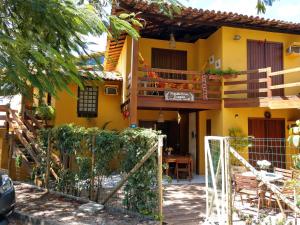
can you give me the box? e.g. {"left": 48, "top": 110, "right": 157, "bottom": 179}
{"left": 105, "top": 0, "right": 300, "bottom": 71}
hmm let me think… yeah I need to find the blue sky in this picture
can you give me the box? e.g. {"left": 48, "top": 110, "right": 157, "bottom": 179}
{"left": 91, "top": 0, "right": 300, "bottom": 53}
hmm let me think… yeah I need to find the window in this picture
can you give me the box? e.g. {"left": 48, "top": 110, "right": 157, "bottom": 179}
{"left": 77, "top": 86, "right": 98, "bottom": 117}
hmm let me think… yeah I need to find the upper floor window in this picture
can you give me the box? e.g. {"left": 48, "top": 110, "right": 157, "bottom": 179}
{"left": 151, "top": 48, "right": 187, "bottom": 80}
{"left": 77, "top": 86, "right": 98, "bottom": 117}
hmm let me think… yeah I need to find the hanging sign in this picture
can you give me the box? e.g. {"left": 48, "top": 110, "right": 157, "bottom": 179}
{"left": 165, "top": 91, "right": 195, "bottom": 102}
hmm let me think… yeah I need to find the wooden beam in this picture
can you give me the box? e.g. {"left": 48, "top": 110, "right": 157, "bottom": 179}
{"left": 137, "top": 96, "right": 221, "bottom": 110}
{"left": 270, "top": 67, "right": 300, "bottom": 77}
{"left": 224, "top": 78, "right": 267, "bottom": 86}
{"left": 138, "top": 87, "right": 202, "bottom": 94}
{"left": 270, "top": 82, "right": 300, "bottom": 90}
{"left": 224, "top": 88, "right": 268, "bottom": 95}
{"left": 129, "top": 36, "right": 139, "bottom": 126}
{"left": 268, "top": 96, "right": 300, "bottom": 109}
{"left": 139, "top": 67, "right": 201, "bottom": 75}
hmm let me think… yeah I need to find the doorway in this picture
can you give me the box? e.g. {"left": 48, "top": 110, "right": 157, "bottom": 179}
{"left": 248, "top": 118, "right": 286, "bottom": 168}
{"left": 247, "top": 40, "right": 284, "bottom": 97}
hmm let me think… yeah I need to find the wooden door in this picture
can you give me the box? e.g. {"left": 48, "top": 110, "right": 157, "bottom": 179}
{"left": 247, "top": 40, "right": 284, "bottom": 98}
{"left": 152, "top": 48, "right": 187, "bottom": 80}
{"left": 248, "top": 118, "right": 285, "bottom": 169}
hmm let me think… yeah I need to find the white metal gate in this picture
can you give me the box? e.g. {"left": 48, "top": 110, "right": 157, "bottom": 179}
{"left": 204, "top": 136, "right": 232, "bottom": 225}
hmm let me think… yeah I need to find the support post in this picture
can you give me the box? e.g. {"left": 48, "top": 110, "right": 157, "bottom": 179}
{"left": 90, "top": 135, "right": 96, "bottom": 200}
{"left": 45, "top": 132, "right": 51, "bottom": 190}
{"left": 266, "top": 67, "right": 272, "bottom": 98}
{"left": 225, "top": 138, "right": 233, "bottom": 225}
{"left": 129, "top": 37, "right": 139, "bottom": 127}
{"left": 8, "top": 132, "right": 13, "bottom": 177}
{"left": 157, "top": 135, "right": 164, "bottom": 223}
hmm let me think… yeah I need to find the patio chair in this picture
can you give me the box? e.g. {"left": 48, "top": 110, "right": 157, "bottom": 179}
{"left": 274, "top": 167, "right": 294, "bottom": 186}
{"left": 176, "top": 158, "right": 191, "bottom": 181}
{"left": 233, "top": 174, "right": 262, "bottom": 210}
{"left": 268, "top": 168, "right": 296, "bottom": 213}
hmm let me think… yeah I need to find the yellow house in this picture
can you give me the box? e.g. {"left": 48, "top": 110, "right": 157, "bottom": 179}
{"left": 103, "top": 0, "right": 300, "bottom": 175}
{"left": 2, "top": 0, "right": 300, "bottom": 180}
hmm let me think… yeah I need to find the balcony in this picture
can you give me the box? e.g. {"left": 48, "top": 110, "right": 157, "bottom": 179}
{"left": 136, "top": 68, "right": 222, "bottom": 110}
{"left": 223, "top": 67, "right": 300, "bottom": 109}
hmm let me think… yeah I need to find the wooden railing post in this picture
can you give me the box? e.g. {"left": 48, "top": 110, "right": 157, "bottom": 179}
{"left": 202, "top": 74, "right": 208, "bottom": 100}
{"left": 129, "top": 37, "right": 139, "bottom": 127}
{"left": 266, "top": 67, "right": 272, "bottom": 98}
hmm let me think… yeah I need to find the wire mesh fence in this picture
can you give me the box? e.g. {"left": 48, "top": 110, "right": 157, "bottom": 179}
{"left": 205, "top": 136, "right": 300, "bottom": 225}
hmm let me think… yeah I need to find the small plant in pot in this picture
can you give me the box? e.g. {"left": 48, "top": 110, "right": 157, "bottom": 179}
{"left": 35, "top": 104, "right": 55, "bottom": 126}
{"left": 257, "top": 160, "right": 271, "bottom": 173}
{"left": 206, "top": 68, "right": 240, "bottom": 80}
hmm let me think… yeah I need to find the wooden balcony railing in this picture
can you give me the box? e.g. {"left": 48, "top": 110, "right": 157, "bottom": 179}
{"left": 224, "top": 67, "right": 300, "bottom": 99}
{"left": 137, "top": 68, "right": 222, "bottom": 100}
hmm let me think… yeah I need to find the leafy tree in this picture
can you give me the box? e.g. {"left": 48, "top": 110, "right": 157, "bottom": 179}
{"left": 0, "top": 0, "right": 183, "bottom": 97}
{"left": 256, "top": 0, "right": 276, "bottom": 13}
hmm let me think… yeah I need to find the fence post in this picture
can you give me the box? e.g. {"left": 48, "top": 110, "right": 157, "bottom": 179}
{"left": 90, "top": 135, "right": 96, "bottom": 200}
{"left": 8, "top": 132, "right": 14, "bottom": 177}
{"left": 45, "top": 132, "right": 51, "bottom": 190}
{"left": 266, "top": 67, "right": 272, "bottom": 98}
{"left": 157, "top": 135, "right": 164, "bottom": 223}
{"left": 225, "top": 138, "right": 233, "bottom": 225}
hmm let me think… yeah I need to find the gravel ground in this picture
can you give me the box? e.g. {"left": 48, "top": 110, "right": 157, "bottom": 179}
{"left": 9, "top": 182, "right": 158, "bottom": 225}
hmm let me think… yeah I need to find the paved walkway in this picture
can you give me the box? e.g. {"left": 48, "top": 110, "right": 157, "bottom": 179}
{"left": 163, "top": 184, "right": 206, "bottom": 225}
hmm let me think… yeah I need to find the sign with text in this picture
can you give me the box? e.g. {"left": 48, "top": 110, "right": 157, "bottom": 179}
{"left": 165, "top": 91, "right": 195, "bottom": 102}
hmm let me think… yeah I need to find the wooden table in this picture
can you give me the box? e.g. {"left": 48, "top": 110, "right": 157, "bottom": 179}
{"left": 240, "top": 171, "right": 284, "bottom": 211}
{"left": 163, "top": 155, "right": 193, "bottom": 178}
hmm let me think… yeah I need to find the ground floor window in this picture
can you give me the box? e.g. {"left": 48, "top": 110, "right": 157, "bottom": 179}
{"left": 77, "top": 86, "right": 98, "bottom": 117}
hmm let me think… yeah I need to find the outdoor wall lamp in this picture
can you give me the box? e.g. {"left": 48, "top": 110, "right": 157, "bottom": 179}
{"left": 233, "top": 34, "right": 241, "bottom": 40}
{"left": 235, "top": 114, "right": 239, "bottom": 119}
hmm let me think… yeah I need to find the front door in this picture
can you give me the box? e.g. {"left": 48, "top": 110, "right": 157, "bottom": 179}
{"left": 247, "top": 40, "right": 284, "bottom": 98}
{"left": 248, "top": 118, "right": 286, "bottom": 168}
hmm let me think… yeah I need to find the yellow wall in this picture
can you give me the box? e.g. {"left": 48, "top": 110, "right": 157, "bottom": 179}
{"left": 116, "top": 36, "right": 132, "bottom": 103}
{"left": 195, "top": 29, "right": 223, "bottom": 71}
{"left": 222, "top": 26, "right": 300, "bottom": 96}
{"left": 54, "top": 81, "right": 128, "bottom": 130}
{"left": 198, "top": 109, "right": 223, "bottom": 174}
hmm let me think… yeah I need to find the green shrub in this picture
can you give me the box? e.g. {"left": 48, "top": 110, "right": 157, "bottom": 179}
{"left": 35, "top": 104, "right": 55, "bottom": 120}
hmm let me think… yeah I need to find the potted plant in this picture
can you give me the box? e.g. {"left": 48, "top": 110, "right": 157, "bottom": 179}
{"left": 165, "top": 147, "right": 174, "bottom": 156}
{"left": 228, "top": 128, "right": 249, "bottom": 173}
{"left": 257, "top": 160, "right": 271, "bottom": 173}
{"left": 205, "top": 68, "right": 240, "bottom": 80}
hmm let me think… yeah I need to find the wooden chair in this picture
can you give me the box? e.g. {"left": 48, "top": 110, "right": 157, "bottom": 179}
{"left": 274, "top": 167, "right": 294, "bottom": 185}
{"left": 233, "top": 174, "right": 262, "bottom": 210}
{"left": 176, "top": 158, "right": 191, "bottom": 181}
{"left": 268, "top": 167, "right": 295, "bottom": 213}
